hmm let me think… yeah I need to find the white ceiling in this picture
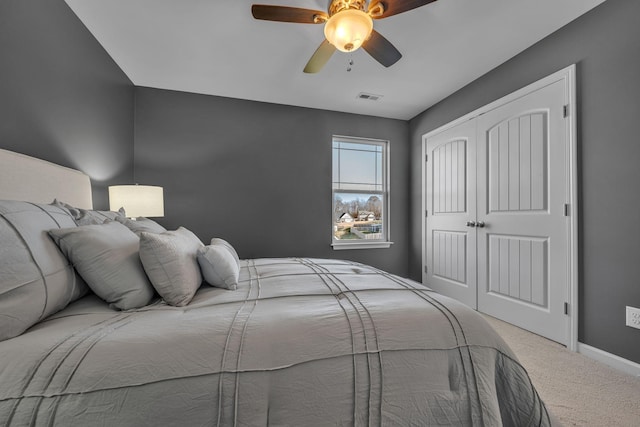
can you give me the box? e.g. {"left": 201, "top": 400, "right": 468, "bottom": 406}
{"left": 64, "top": 0, "right": 606, "bottom": 120}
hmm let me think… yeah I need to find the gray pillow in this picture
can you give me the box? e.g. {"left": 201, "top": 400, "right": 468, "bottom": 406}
{"left": 197, "top": 245, "right": 239, "bottom": 290}
{"left": 114, "top": 215, "right": 167, "bottom": 236}
{"left": 0, "top": 200, "right": 88, "bottom": 341}
{"left": 49, "top": 221, "right": 156, "bottom": 310}
{"left": 139, "top": 227, "right": 204, "bottom": 307}
{"left": 52, "top": 199, "right": 125, "bottom": 226}
{"left": 210, "top": 237, "right": 240, "bottom": 266}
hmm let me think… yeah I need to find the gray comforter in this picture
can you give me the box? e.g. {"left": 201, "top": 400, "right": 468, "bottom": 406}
{"left": 0, "top": 258, "right": 551, "bottom": 426}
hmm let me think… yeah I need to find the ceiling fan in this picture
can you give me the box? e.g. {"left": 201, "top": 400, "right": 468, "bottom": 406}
{"left": 251, "top": 0, "right": 438, "bottom": 73}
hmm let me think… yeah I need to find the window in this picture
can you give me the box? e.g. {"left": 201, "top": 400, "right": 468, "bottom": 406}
{"left": 332, "top": 136, "right": 391, "bottom": 249}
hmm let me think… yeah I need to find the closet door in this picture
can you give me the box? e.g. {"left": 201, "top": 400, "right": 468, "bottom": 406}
{"left": 425, "top": 120, "right": 477, "bottom": 308}
{"left": 476, "top": 79, "right": 568, "bottom": 344}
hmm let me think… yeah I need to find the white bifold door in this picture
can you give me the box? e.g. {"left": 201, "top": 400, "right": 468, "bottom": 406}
{"left": 425, "top": 75, "right": 572, "bottom": 345}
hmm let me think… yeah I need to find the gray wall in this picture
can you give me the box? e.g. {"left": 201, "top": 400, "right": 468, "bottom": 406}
{"left": 0, "top": 0, "right": 134, "bottom": 208}
{"left": 134, "top": 88, "right": 410, "bottom": 277}
{"left": 409, "top": 0, "right": 640, "bottom": 363}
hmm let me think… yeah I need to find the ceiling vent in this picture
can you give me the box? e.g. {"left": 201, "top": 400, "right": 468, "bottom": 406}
{"left": 357, "top": 92, "right": 383, "bottom": 101}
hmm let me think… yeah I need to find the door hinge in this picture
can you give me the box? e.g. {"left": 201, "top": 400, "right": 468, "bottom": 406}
{"left": 564, "top": 302, "right": 569, "bottom": 315}
{"left": 425, "top": 210, "right": 428, "bottom": 217}
{"left": 563, "top": 203, "right": 570, "bottom": 217}
{"left": 425, "top": 154, "right": 428, "bottom": 162}
{"left": 563, "top": 104, "right": 569, "bottom": 118}
{"left": 424, "top": 265, "right": 428, "bottom": 274}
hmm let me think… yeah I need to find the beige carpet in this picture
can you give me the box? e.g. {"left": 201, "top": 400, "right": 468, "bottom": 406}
{"left": 483, "top": 315, "right": 640, "bottom": 426}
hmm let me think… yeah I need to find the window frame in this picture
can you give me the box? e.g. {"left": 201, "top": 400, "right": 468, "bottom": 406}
{"left": 331, "top": 135, "right": 393, "bottom": 250}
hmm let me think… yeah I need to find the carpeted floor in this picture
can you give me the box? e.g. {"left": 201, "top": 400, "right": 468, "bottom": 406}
{"left": 483, "top": 314, "right": 640, "bottom": 426}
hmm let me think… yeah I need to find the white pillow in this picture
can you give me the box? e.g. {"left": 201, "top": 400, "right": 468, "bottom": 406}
{"left": 139, "top": 227, "right": 204, "bottom": 306}
{"left": 49, "top": 221, "right": 156, "bottom": 310}
{"left": 210, "top": 237, "right": 240, "bottom": 266}
{"left": 197, "top": 245, "right": 239, "bottom": 290}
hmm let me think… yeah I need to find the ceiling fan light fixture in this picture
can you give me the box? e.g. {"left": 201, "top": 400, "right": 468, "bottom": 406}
{"left": 323, "top": 9, "right": 373, "bottom": 53}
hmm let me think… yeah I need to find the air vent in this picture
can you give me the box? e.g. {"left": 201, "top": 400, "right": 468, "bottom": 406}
{"left": 357, "top": 92, "right": 383, "bottom": 101}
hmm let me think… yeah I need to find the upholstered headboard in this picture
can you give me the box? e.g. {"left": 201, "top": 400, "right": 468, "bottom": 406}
{"left": 0, "top": 149, "right": 93, "bottom": 209}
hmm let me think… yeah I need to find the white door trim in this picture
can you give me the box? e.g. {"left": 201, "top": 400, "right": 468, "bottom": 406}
{"left": 421, "top": 64, "right": 578, "bottom": 352}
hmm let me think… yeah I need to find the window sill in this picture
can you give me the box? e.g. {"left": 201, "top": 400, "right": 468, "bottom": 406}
{"left": 331, "top": 241, "right": 394, "bottom": 250}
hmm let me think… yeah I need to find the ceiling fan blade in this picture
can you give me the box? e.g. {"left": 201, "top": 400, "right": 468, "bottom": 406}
{"left": 362, "top": 30, "right": 402, "bottom": 67}
{"left": 368, "top": 0, "right": 437, "bottom": 19}
{"left": 251, "top": 5, "right": 328, "bottom": 24}
{"left": 303, "top": 40, "right": 336, "bottom": 73}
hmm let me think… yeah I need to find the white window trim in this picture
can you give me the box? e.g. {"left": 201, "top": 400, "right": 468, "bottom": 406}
{"left": 331, "top": 135, "right": 391, "bottom": 250}
{"left": 332, "top": 241, "right": 394, "bottom": 250}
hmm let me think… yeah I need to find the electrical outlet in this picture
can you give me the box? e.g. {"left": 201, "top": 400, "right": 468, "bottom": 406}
{"left": 626, "top": 306, "right": 640, "bottom": 329}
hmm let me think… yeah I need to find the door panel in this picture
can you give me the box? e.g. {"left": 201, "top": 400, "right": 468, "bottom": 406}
{"left": 488, "top": 113, "right": 548, "bottom": 213}
{"left": 488, "top": 235, "right": 548, "bottom": 306}
{"left": 477, "top": 80, "right": 567, "bottom": 344}
{"left": 433, "top": 138, "right": 467, "bottom": 214}
{"left": 433, "top": 231, "right": 467, "bottom": 284}
{"left": 425, "top": 120, "right": 476, "bottom": 308}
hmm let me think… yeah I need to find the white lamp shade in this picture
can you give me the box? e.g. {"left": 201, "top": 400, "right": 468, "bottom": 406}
{"left": 109, "top": 185, "right": 164, "bottom": 218}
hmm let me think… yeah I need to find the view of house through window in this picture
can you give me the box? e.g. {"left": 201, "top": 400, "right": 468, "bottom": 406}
{"left": 332, "top": 137, "right": 388, "bottom": 244}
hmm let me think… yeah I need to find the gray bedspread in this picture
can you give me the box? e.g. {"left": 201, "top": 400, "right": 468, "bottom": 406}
{"left": 0, "top": 258, "right": 551, "bottom": 426}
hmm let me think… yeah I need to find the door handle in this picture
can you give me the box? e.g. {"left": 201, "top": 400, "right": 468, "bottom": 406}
{"left": 466, "top": 221, "right": 486, "bottom": 228}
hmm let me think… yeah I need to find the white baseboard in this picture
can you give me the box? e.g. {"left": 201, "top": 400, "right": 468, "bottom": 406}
{"left": 577, "top": 343, "right": 640, "bottom": 377}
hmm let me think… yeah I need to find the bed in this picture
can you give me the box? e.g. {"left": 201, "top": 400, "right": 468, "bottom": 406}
{"left": 0, "top": 148, "right": 554, "bottom": 426}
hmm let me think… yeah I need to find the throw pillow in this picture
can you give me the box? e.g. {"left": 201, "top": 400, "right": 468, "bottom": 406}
{"left": 49, "top": 221, "right": 156, "bottom": 310}
{"left": 139, "top": 227, "right": 204, "bottom": 307}
{"left": 114, "top": 215, "right": 167, "bottom": 236}
{"left": 197, "top": 245, "right": 239, "bottom": 290}
{"left": 210, "top": 237, "right": 240, "bottom": 266}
